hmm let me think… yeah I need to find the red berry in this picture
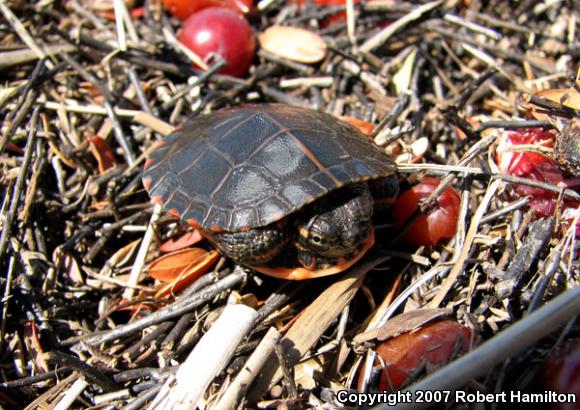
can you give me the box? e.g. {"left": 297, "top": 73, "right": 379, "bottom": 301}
{"left": 289, "top": 0, "right": 363, "bottom": 26}
{"left": 392, "top": 177, "right": 460, "bottom": 246}
{"left": 178, "top": 8, "right": 255, "bottom": 77}
{"left": 359, "top": 321, "right": 479, "bottom": 390}
{"left": 291, "top": 0, "right": 360, "bottom": 5}
{"left": 495, "top": 128, "right": 580, "bottom": 223}
{"left": 163, "top": 0, "right": 252, "bottom": 20}
{"left": 534, "top": 340, "right": 580, "bottom": 410}
{"left": 496, "top": 129, "right": 557, "bottom": 179}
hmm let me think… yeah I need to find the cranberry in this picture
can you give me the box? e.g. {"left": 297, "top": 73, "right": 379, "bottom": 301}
{"left": 534, "top": 340, "right": 580, "bottom": 410}
{"left": 359, "top": 320, "right": 479, "bottom": 390}
{"left": 163, "top": 0, "right": 252, "bottom": 20}
{"left": 392, "top": 177, "right": 460, "bottom": 246}
{"left": 178, "top": 7, "right": 255, "bottom": 77}
{"left": 291, "top": 0, "right": 360, "bottom": 5}
{"left": 495, "top": 128, "right": 580, "bottom": 225}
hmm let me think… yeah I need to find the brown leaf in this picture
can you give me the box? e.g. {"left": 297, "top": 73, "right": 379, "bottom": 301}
{"left": 80, "top": 0, "right": 136, "bottom": 11}
{"left": 159, "top": 230, "right": 204, "bottom": 253}
{"left": 53, "top": 246, "right": 84, "bottom": 285}
{"left": 24, "top": 321, "right": 49, "bottom": 373}
{"left": 342, "top": 116, "right": 375, "bottom": 137}
{"left": 108, "top": 239, "right": 141, "bottom": 268}
{"left": 88, "top": 135, "right": 117, "bottom": 175}
{"left": 352, "top": 307, "right": 452, "bottom": 349}
{"left": 148, "top": 248, "right": 211, "bottom": 282}
{"left": 154, "top": 250, "right": 220, "bottom": 298}
{"left": 527, "top": 88, "right": 580, "bottom": 121}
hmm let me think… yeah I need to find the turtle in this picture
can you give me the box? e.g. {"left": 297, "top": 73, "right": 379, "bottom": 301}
{"left": 142, "top": 104, "right": 398, "bottom": 280}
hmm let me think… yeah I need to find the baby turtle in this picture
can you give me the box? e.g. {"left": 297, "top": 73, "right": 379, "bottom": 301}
{"left": 143, "top": 104, "right": 398, "bottom": 279}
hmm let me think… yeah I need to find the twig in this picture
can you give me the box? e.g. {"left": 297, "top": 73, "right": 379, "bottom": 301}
{"left": 213, "top": 327, "right": 282, "bottom": 410}
{"left": 0, "top": 368, "right": 72, "bottom": 389}
{"left": 0, "top": 44, "right": 76, "bottom": 69}
{"left": 0, "top": 3, "right": 54, "bottom": 69}
{"left": 498, "top": 174, "right": 580, "bottom": 201}
{"left": 255, "top": 282, "right": 304, "bottom": 325}
{"left": 122, "top": 385, "right": 163, "bottom": 410}
{"left": 128, "top": 67, "right": 154, "bottom": 115}
{"left": 161, "top": 19, "right": 208, "bottom": 70}
{"left": 150, "top": 304, "right": 258, "bottom": 409}
{"left": 429, "top": 25, "right": 555, "bottom": 74}
{"left": 495, "top": 218, "right": 554, "bottom": 298}
{"left": 454, "top": 65, "right": 499, "bottom": 108}
{"left": 59, "top": 52, "right": 136, "bottom": 164}
{"left": 52, "top": 378, "right": 89, "bottom": 410}
{"left": 0, "top": 107, "right": 39, "bottom": 266}
{"left": 476, "top": 119, "right": 553, "bottom": 132}
{"left": 258, "top": 49, "right": 315, "bottom": 75}
{"left": 279, "top": 76, "right": 334, "bottom": 89}
{"left": 44, "top": 352, "right": 117, "bottom": 392}
{"left": 0, "top": 81, "right": 38, "bottom": 154}
{"left": 443, "top": 13, "right": 501, "bottom": 40}
{"left": 275, "top": 341, "right": 300, "bottom": 401}
{"left": 43, "top": 101, "right": 174, "bottom": 135}
{"left": 360, "top": 1, "right": 443, "bottom": 53}
{"left": 0, "top": 255, "right": 16, "bottom": 353}
{"left": 23, "top": 373, "right": 77, "bottom": 410}
{"left": 371, "top": 91, "right": 410, "bottom": 141}
{"left": 480, "top": 197, "right": 531, "bottom": 224}
{"left": 80, "top": 270, "right": 246, "bottom": 346}
{"left": 123, "top": 203, "right": 162, "bottom": 300}
{"left": 428, "top": 179, "right": 502, "bottom": 307}
{"left": 161, "top": 60, "right": 228, "bottom": 111}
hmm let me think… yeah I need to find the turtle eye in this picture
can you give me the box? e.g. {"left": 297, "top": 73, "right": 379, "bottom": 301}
{"left": 298, "top": 218, "right": 334, "bottom": 250}
{"left": 310, "top": 234, "right": 326, "bottom": 245}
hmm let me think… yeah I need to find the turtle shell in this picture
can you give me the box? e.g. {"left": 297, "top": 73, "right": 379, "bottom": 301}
{"left": 142, "top": 104, "right": 396, "bottom": 232}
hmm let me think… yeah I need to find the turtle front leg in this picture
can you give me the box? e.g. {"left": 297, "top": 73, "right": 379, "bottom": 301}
{"left": 205, "top": 222, "right": 290, "bottom": 266}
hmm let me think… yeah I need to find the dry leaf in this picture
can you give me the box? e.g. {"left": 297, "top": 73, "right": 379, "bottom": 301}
{"left": 88, "top": 135, "right": 117, "bottom": 175}
{"left": 159, "top": 230, "right": 204, "bottom": 253}
{"left": 527, "top": 88, "right": 580, "bottom": 121}
{"left": 392, "top": 48, "right": 416, "bottom": 94}
{"left": 409, "top": 137, "right": 429, "bottom": 161}
{"left": 454, "top": 117, "right": 481, "bottom": 141}
{"left": 24, "top": 321, "right": 49, "bottom": 373}
{"left": 352, "top": 307, "right": 451, "bottom": 349}
{"left": 80, "top": 0, "right": 136, "bottom": 11}
{"left": 259, "top": 26, "right": 327, "bottom": 64}
{"left": 53, "top": 246, "right": 84, "bottom": 285}
{"left": 148, "top": 248, "right": 213, "bottom": 282}
{"left": 153, "top": 249, "right": 220, "bottom": 298}
{"left": 342, "top": 116, "right": 375, "bottom": 137}
{"left": 107, "top": 239, "right": 141, "bottom": 269}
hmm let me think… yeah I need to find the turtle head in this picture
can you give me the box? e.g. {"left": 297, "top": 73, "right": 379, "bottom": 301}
{"left": 295, "top": 184, "right": 373, "bottom": 270}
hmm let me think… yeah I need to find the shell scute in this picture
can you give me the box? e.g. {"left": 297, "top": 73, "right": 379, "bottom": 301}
{"left": 142, "top": 104, "right": 396, "bottom": 232}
